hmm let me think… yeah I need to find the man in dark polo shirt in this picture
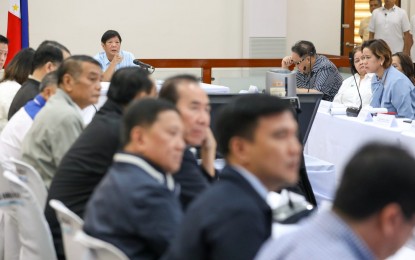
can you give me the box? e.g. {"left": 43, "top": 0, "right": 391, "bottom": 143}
{"left": 159, "top": 74, "right": 217, "bottom": 210}
{"left": 8, "top": 44, "right": 63, "bottom": 119}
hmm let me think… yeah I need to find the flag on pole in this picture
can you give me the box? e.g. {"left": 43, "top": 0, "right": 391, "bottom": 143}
{"left": 5, "top": 0, "right": 29, "bottom": 67}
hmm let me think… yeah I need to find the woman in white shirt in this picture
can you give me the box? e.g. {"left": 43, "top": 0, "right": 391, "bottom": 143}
{"left": 0, "top": 48, "right": 34, "bottom": 131}
{"left": 333, "top": 46, "right": 373, "bottom": 107}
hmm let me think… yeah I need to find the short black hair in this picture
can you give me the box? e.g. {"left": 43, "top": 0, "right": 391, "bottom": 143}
{"left": 107, "top": 67, "right": 153, "bottom": 106}
{"left": 333, "top": 143, "right": 415, "bottom": 220}
{"left": 291, "top": 40, "right": 317, "bottom": 57}
{"left": 215, "top": 94, "right": 294, "bottom": 157}
{"left": 101, "top": 30, "right": 122, "bottom": 44}
{"left": 1, "top": 47, "right": 34, "bottom": 84}
{"left": 38, "top": 40, "right": 71, "bottom": 55}
{"left": 159, "top": 74, "right": 199, "bottom": 104}
{"left": 32, "top": 44, "right": 64, "bottom": 72}
{"left": 39, "top": 71, "right": 58, "bottom": 92}
{"left": 56, "top": 55, "right": 101, "bottom": 86}
{"left": 121, "top": 98, "right": 179, "bottom": 147}
{"left": 0, "top": 35, "right": 8, "bottom": 45}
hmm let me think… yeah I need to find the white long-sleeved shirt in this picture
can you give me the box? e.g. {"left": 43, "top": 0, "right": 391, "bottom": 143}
{"left": 333, "top": 73, "right": 373, "bottom": 108}
{"left": 0, "top": 80, "right": 21, "bottom": 132}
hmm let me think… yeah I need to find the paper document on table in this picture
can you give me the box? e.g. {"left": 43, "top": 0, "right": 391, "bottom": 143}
{"left": 329, "top": 107, "right": 347, "bottom": 115}
{"left": 200, "top": 83, "right": 230, "bottom": 94}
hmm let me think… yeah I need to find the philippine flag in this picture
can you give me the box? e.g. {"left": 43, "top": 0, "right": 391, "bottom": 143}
{"left": 5, "top": 0, "right": 29, "bottom": 67}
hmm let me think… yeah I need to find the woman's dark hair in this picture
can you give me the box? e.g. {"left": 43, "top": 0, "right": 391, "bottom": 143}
{"left": 392, "top": 52, "right": 415, "bottom": 85}
{"left": 362, "top": 39, "right": 392, "bottom": 69}
{"left": 1, "top": 47, "right": 35, "bottom": 84}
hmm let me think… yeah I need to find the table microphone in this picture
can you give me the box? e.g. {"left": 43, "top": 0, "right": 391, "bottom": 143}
{"left": 133, "top": 59, "right": 154, "bottom": 70}
{"left": 346, "top": 56, "right": 363, "bottom": 117}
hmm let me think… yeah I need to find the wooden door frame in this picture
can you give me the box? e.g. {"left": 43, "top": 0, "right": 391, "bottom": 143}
{"left": 341, "top": 0, "right": 355, "bottom": 56}
{"left": 341, "top": 0, "right": 401, "bottom": 56}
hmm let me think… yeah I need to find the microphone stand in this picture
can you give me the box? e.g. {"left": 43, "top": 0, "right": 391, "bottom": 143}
{"left": 346, "top": 67, "right": 363, "bottom": 117}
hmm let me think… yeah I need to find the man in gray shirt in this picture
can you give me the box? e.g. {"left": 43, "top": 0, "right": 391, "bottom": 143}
{"left": 21, "top": 55, "right": 102, "bottom": 187}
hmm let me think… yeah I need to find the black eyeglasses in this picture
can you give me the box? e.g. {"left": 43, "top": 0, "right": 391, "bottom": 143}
{"left": 293, "top": 57, "right": 306, "bottom": 66}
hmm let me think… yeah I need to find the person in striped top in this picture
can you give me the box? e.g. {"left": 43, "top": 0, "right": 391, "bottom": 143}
{"left": 282, "top": 40, "right": 343, "bottom": 101}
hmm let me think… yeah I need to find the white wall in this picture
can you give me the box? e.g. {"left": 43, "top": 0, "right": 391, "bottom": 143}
{"left": 0, "top": 0, "right": 243, "bottom": 58}
{"left": 401, "top": 0, "right": 415, "bottom": 18}
{"left": 286, "top": 0, "right": 342, "bottom": 55}
{"left": 0, "top": 0, "right": 346, "bottom": 59}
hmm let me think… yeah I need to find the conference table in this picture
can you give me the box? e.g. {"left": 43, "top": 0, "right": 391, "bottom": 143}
{"left": 305, "top": 110, "right": 415, "bottom": 181}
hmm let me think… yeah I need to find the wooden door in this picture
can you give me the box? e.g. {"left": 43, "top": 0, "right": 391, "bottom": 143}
{"left": 341, "top": 0, "right": 355, "bottom": 56}
{"left": 341, "top": 0, "right": 402, "bottom": 56}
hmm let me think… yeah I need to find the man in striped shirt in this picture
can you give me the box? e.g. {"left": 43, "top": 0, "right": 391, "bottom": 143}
{"left": 282, "top": 40, "right": 343, "bottom": 101}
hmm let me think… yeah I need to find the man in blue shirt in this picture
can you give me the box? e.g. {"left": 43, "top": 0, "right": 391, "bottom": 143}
{"left": 256, "top": 143, "right": 415, "bottom": 260}
{"left": 94, "top": 30, "right": 136, "bottom": 81}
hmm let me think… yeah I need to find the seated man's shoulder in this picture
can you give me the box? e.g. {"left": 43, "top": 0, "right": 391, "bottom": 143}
{"left": 187, "top": 176, "right": 265, "bottom": 216}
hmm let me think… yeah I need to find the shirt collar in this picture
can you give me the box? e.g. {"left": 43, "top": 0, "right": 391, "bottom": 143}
{"left": 101, "top": 50, "right": 123, "bottom": 66}
{"left": 55, "top": 88, "right": 83, "bottom": 117}
{"left": 324, "top": 211, "right": 376, "bottom": 260}
{"left": 231, "top": 165, "right": 269, "bottom": 201}
{"left": 374, "top": 66, "right": 391, "bottom": 82}
{"left": 113, "top": 152, "right": 175, "bottom": 191}
{"left": 382, "top": 5, "right": 396, "bottom": 11}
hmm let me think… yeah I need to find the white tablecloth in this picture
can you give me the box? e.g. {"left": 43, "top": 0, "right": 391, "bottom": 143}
{"left": 304, "top": 154, "right": 336, "bottom": 206}
{"left": 305, "top": 111, "right": 412, "bottom": 180}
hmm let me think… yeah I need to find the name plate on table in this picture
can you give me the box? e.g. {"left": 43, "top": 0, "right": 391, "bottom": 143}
{"left": 374, "top": 114, "right": 398, "bottom": 127}
{"left": 318, "top": 100, "right": 332, "bottom": 113}
{"left": 357, "top": 109, "right": 373, "bottom": 122}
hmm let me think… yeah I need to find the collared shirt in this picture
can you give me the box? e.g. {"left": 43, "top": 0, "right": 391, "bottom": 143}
{"left": 232, "top": 165, "right": 268, "bottom": 201}
{"left": 255, "top": 210, "right": 376, "bottom": 260}
{"left": 369, "top": 5, "right": 411, "bottom": 54}
{"left": 333, "top": 73, "right": 374, "bottom": 108}
{"left": 296, "top": 55, "right": 343, "bottom": 101}
{"left": 21, "top": 89, "right": 85, "bottom": 187}
{"left": 94, "top": 50, "right": 136, "bottom": 72}
{"left": 370, "top": 66, "right": 415, "bottom": 119}
{"left": 0, "top": 94, "right": 47, "bottom": 169}
{"left": 113, "top": 152, "right": 176, "bottom": 192}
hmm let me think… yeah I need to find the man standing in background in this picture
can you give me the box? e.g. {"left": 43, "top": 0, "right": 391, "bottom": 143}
{"left": 369, "top": 0, "right": 412, "bottom": 55}
{"left": 359, "top": 0, "right": 382, "bottom": 41}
